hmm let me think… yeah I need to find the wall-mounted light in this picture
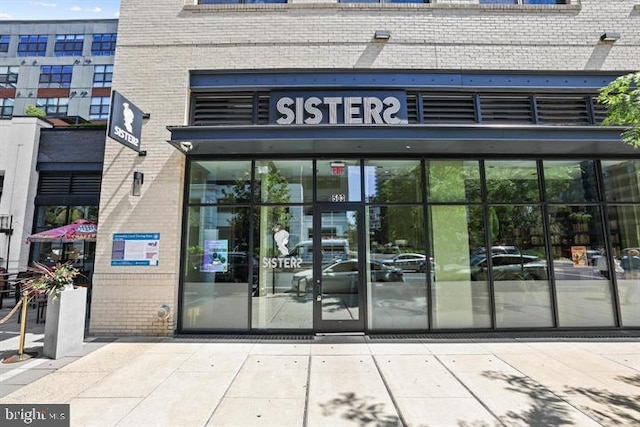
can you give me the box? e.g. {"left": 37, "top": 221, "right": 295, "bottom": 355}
{"left": 21, "top": 60, "right": 26, "bottom": 65}
{"left": 374, "top": 30, "right": 391, "bottom": 40}
{"left": 70, "top": 90, "right": 77, "bottom": 97}
{"left": 132, "top": 171, "right": 144, "bottom": 196}
{"left": 27, "top": 91, "right": 34, "bottom": 98}
{"left": 84, "top": 58, "right": 92, "bottom": 64}
{"left": 32, "top": 60, "right": 38, "bottom": 65}
{"left": 179, "top": 141, "right": 193, "bottom": 153}
{"left": 73, "top": 59, "right": 81, "bottom": 64}
{"left": 600, "top": 32, "right": 621, "bottom": 42}
{"left": 16, "top": 91, "right": 22, "bottom": 97}
{"left": 80, "top": 90, "right": 88, "bottom": 97}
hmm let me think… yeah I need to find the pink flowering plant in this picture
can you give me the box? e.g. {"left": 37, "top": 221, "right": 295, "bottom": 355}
{"left": 24, "top": 262, "right": 81, "bottom": 300}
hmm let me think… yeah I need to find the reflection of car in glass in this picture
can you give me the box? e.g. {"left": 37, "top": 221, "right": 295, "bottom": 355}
{"left": 470, "top": 246, "right": 520, "bottom": 266}
{"left": 471, "top": 254, "right": 540, "bottom": 281}
{"left": 291, "top": 259, "right": 404, "bottom": 294}
{"left": 285, "top": 239, "right": 350, "bottom": 268}
{"left": 380, "top": 253, "right": 428, "bottom": 272}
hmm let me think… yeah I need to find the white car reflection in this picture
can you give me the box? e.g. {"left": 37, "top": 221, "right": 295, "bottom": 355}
{"left": 291, "top": 259, "right": 404, "bottom": 295}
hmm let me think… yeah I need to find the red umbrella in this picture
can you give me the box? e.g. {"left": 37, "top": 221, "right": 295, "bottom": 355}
{"left": 27, "top": 219, "right": 97, "bottom": 243}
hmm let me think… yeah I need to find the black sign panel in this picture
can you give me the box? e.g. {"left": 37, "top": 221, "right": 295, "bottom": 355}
{"left": 108, "top": 91, "right": 144, "bottom": 153}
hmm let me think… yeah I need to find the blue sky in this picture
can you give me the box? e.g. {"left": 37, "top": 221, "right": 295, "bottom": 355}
{"left": 1, "top": 1, "right": 121, "bottom": 20}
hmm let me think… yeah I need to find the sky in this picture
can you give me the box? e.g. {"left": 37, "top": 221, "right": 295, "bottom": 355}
{"left": 1, "top": 1, "right": 121, "bottom": 20}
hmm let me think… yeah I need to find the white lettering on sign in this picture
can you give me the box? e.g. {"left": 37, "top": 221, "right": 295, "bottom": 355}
{"left": 276, "top": 96, "right": 405, "bottom": 125}
{"left": 262, "top": 257, "right": 303, "bottom": 269}
{"left": 114, "top": 125, "right": 140, "bottom": 147}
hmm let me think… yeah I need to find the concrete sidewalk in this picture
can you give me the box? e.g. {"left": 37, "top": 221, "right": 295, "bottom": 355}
{"left": 0, "top": 332, "right": 638, "bottom": 426}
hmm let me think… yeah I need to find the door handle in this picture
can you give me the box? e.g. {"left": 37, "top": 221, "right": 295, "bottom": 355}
{"left": 316, "top": 279, "right": 321, "bottom": 301}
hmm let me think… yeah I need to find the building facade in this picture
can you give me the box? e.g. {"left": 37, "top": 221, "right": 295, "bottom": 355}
{"left": 90, "top": 0, "right": 640, "bottom": 336}
{"left": 0, "top": 19, "right": 117, "bottom": 121}
{"left": 0, "top": 19, "right": 114, "bottom": 273}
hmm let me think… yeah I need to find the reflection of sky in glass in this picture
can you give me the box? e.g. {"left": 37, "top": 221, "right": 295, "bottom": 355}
{"left": 347, "top": 165, "right": 363, "bottom": 202}
{"left": 363, "top": 166, "right": 377, "bottom": 199}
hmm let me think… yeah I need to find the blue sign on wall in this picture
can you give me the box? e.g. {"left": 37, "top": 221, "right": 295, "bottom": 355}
{"left": 269, "top": 91, "right": 407, "bottom": 125}
{"left": 111, "top": 233, "right": 160, "bottom": 266}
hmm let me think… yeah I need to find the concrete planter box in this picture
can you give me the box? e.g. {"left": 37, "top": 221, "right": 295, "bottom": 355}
{"left": 43, "top": 286, "right": 87, "bottom": 359}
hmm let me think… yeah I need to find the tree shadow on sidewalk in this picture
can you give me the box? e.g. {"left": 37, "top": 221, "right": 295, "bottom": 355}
{"left": 480, "top": 371, "right": 574, "bottom": 426}
{"left": 319, "top": 392, "right": 401, "bottom": 427}
{"left": 563, "top": 373, "right": 640, "bottom": 426}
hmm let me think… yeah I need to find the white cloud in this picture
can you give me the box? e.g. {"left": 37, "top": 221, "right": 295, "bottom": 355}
{"left": 69, "top": 5, "right": 103, "bottom": 13}
{"left": 30, "top": 2, "right": 57, "bottom": 7}
{"left": 114, "top": 11, "right": 120, "bottom": 18}
{"left": 0, "top": 13, "right": 13, "bottom": 19}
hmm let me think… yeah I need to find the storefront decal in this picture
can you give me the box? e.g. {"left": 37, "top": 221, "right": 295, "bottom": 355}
{"left": 111, "top": 233, "right": 160, "bottom": 266}
{"left": 263, "top": 225, "right": 303, "bottom": 269}
{"left": 571, "top": 246, "right": 587, "bottom": 267}
{"left": 270, "top": 91, "right": 407, "bottom": 125}
{"left": 202, "top": 239, "right": 228, "bottom": 272}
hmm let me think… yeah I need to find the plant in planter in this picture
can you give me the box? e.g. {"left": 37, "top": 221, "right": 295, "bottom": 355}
{"left": 24, "top": 262, "right": 87, "bottom": 359}
{"left": 24, "top": 262, "right": 81, "bottom": 300}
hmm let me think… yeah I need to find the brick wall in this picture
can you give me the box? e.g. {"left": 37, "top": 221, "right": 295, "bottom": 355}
{"left": 89, "top": 0, "right": 640, "bottom": 335}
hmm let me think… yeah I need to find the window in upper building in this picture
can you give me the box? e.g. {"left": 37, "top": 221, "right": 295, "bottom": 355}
{"left": 0, "top": 35, "right": 10, "bottom": 53}
{"left": 0, "top": 98, "right": 14, "bottom": 118}
{"left": 479, "top": 0, "right": 566, "bottom": 4}
{"left": 338, "top": 0, "right": 427, "bottom": 2}
{"left": 36, "top": 97, "right": 69, "bottom": 116}
{"left": 39, "top": 65, "right": 73, "bottom": 88}
{"left": 90, "top": 96, "right": 110, "bottom": 120}
{"left": 54, "top": 34, "right": 85, "bottom": 56}
{"left": 17, "top": 35, "right": 48, "bottom": 57}
{"left": 93, "top": 65, "right": 113, "bottom": 87}
{"left": 199, "top": 0, "right": 287, "bottom": 3}
{"left": 91, "top": 34, "right": 117, "bottom": 56}
{"left": 0, "top": 66, "right": 19, "bottom": 88}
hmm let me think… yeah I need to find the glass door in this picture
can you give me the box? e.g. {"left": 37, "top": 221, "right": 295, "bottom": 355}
{"left": 314, "top": 205, "right": 365, "bottom": 332}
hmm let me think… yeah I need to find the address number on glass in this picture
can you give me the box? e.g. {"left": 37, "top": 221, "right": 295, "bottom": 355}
{"left": 331, "top": 194, "right": 346, "bottom": 202}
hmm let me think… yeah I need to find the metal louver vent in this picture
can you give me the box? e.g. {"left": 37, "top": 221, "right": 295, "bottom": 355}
{"left": 537, "top": 95, "right": 590, "bottom": 125}
{"left": 193, "top": 92, "right": 254, "bottom": 125}
{"left": 406, "top": 92, "right": 418, "bottom": 124}
{"left": 38, "top": 175, "right": 71, "bottom": 194}
{"left": 70, "top": 175, "right": 101, "bottom": 195}
{"left": 481, "top": 95, "right": 533, "bottom": 123}
{"left": 591, "top": 97, "right": 608, "bottom": 125}
{"left": 257, "top": 92, "right": 270, "bottom": 124}
{"left": 422, "top": 93, "right": 476, "bottom": 123}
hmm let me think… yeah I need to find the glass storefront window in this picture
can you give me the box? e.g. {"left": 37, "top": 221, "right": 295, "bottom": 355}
{"left": 487, "top": 205, "right": 553, "bottom": 328}
{"left": 547, "top": 205, "right": 615, "bottom": 327}
{"left": 364, "top": 160, "right": 422, "bottom": 203}
{"left": 182, "top": 206, "right": 253, "bottom": 330}
{"left": 256, "top": 160, "right": 313, "bottom": 204}
{"left": 253, "top": 206, "right": 313, "bottom": 329}
{"left": 606, "top": 205, "right": 640, "bottom": 326}
{"left": 188, "top": 161, "right": 253, "bottom": 204}
{"left": 544, "top": 160, "right": 598, "bottom": 203}
{"left": 485, "top": 160, "right": 540, "bottom": 203}
{"left": 430, "top": 205, "right": 491, "bottom": 329}
{"left": 367, "top": 206, "right": 427, "bottom": 330}
{"left": 316, "top": 159, "right": 361, "bottom": 202}
{"left": 602, "top": 160, "right": 640, "bottom": 203}
{"left": 427, "top": 160, "right": 481, "bottom": 203}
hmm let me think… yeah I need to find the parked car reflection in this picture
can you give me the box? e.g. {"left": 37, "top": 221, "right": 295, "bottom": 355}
{"left": 380, "top": 253, "right": 430, "bottom": 272}
{"left": 292, "top": 259, "right": 404, "bottom": 294}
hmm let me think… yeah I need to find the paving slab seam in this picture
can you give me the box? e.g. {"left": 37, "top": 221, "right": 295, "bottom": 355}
{"left": 371, "top": 354, "right": 408, "bottom": 427}
{"left": 202, "top": 349, "right": 251, "bottom": 427}
{"left": 492, "top": 352, "right": 607, "bottom": 427}
{"left": 302, "top": 354, "right": 311, "bottom": 427}
{"left": 432, "top": 354, "right": 506, "bottom": 427}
